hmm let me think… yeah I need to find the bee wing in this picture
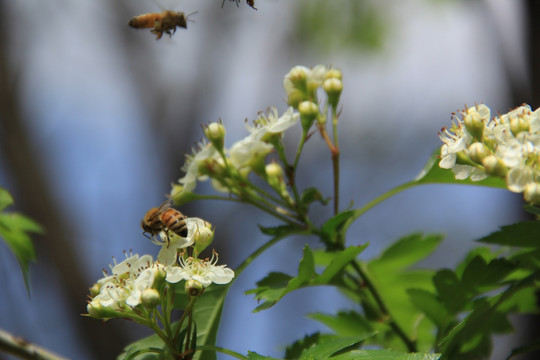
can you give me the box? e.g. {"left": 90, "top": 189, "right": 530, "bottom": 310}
{"left": 155, "top": 198, "right": 173, "bottom": 215}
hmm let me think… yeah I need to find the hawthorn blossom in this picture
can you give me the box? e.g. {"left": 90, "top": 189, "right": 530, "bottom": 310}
{"left": 438, "top": 103, "right": 540, "bottom": 204}
{"left": 165, "top": 250, "right": 234, "bottom": 288}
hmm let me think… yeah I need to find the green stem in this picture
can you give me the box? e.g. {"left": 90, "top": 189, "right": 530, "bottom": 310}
{"left": 192, "top": 193, "right": 304, "bottom": 227}
{"left": 173, "top": 295, "right": 198, "bottom": 344}
{"left": 342, "top": 181, "right": 416, "bottom": 234}
{"left": 331, "top": 107, "right": 340, "bottom": 215}
{"left": 351, "top": 261, "right": 417, "bottom": 352}
{"left": 235, "top": 228, "right": 311, "bottom": 277}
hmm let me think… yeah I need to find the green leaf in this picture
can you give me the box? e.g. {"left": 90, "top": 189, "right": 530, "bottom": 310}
{"left": 246, "top": 245, "right": 365, "bottom": 312}
{"left": 246, "top": 245, "right": 315, "bottom": 312}
{"left": 0, "top": 187, "right": 13, "bottom": 211}
{"left": 285, "top": 333, "right": 320, "bottom": 360}
{"left": 321, "top": 210, "right": 357, "bottom": 248}
{"left": 477, "top": 221, "right": 540, "bottom": 248}
{"left": 371, "top": 233, "right": 443, "bottom": 271}
{"left": 247, "top": 352, "right": 282, "bottom": 360}
{"left": 307, "top": 311, "right": 373, "bottom": 337}
{"left": 0, "top": 189, "right": 42, "bottom": 293}
{"left": 314, "top": 245, "right": 368, "bottom": 285}
{"left": 300, "top": 187, "right": 330, "bottom": 206}
{"left": 299, "top": 334, "right": 375, "bottom": 360}
{"left": 433, "top": 269, "right": 467, "bottom": 313}
{"left": 413, "top": 150, "right": 506, "bottom": 188}
{"left": 118, "top": 334, "right": 165, "bottom": 360}
{"left": 331, "top": 350, "right": 440, "bottom": 360}
{"left": 438, "top": 276, "right": 535, "bottom": 359}
{"left": 364, "top": 234, "right": 442, "bottom": 351}
{"left": 258, "top": 224, "right": 304, "bottom": 237}
{"left": 460, "top": 256, "right": 516, "bottom": 291}
{"left": 407, "top": 289, "right": 452, "bottom": 328}
{"left": 523, "top": 204, "right": 540, "bottom": 218}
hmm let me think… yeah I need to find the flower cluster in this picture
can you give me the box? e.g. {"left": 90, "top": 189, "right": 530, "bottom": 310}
{"left": 172, "top": 106, "right": 299, "bottom": 203}
{"left": 87, "top": 253, "right": 165, "bottom": 318}
{"left": 439, "top": 104, "right": 540, "bottom": 203}
{"left": 87, "top": 216, "right": 234, "bottom": 320}
{"left": 171, "top": 65, "right": 342, "bottom": 211}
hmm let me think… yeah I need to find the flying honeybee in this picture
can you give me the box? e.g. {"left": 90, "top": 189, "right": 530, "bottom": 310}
{"left": 128, "top": 10, "right": 191, "bottom": 40}
{"left": 141, "top": 199, "right": 188, "bottom": 241}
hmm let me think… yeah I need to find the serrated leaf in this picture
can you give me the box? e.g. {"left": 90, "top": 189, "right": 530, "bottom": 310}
{"left": 371, "top": 233, "right": 443, "bottom": 271}
{"left": 331, "top": 350, "right": 440, "bottom": 360}
{"left": 321, "top": 210, "right": 356, "bottom": 247}
{"left": 0, "top": 206, "right": 42, "bottom": 293}
{"left": 246, "top": 246, "right": 315, "bottom": 312}
{"left": 299, "top": 334, "right": 375, "bottom": 360}
{"left": 300, "top": 187, "right": 330, "bottom": 206}
{"left": 247, "top": 245, "right": 365, "bottom": 312}
{"left": 477, "top": 221, "right": 540, "bottom": 248}
{"left": 460, "top": 257, "right": 516, "bottom": 292}
{"left": 413, "top": 150, "right": 506, "bottom": 188}
{"left": 433, "top": 269, "right": 467, "bottom": 313}
{"left": 285, "top": 333, "right": 320, "bottom": 360}
{"left": 439, "top": 276, "right": 535, "bottom": 359}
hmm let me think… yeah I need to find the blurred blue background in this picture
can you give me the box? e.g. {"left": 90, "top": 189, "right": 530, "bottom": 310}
{"left": 0, "top": 0, "right": 535, "bottom": 359}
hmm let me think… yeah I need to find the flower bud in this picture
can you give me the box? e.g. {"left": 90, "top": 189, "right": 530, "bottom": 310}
{"left": 510, "top": 114, "right": 529, "bottom": 135}
{"left": 204, "top": 122, "right": 226, "bottom": 151}
{"left": 463, "top": 109, "right": 484, "bottom": 140}
{"left": 325, "top": 68, "right": 343, "bottom": 80}
{"left": 141, "top": 288, "right": 160, "bottom": 309}
{"left": 482, "top": 155, "right": 507, "bottom": 177}
{"left": 467, "top": 142, "right": 490, "bottom": 164}
{"left": 265, "top": 162, "right": 283, "bottom": 188}
{"left": 323, "top": 78, "right": 343, "bottom": 110}
{"left": 193, "top": 220, "right": 214, "bottom": 255}
{"left": 524, "top": 182, "right": 540, "bottom": 204}
{"left": 87, "top": 300, "right": 119, "bottom": 320}
{"left": 89, "top": 283, "right": 101, "bottom": 297}
{"left": 284, "top": 66, "right": 309, "bottom": 93}
{"left": 298, "top": 101, "right": 319, "bottom": 131}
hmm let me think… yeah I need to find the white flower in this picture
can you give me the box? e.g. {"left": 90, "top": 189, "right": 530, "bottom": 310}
{"left": 156, "top": 217, "right": 210, "bottom": 265}
{"left": 126, "top": 267, "right": 157, "bottom": 307}
{"left": 89, "top": 253, "right": 160, "bottom": 311}
{"left": 165, "top": 250, "right": 234, "bottom": 287}
{"left": 179, "top": 141, "right": 220, "bottom": 193}
{"left": 451, "top": 164, "right": 488, "bottom": 181}
{"left": 229, "top": 107, "right": 299, "bottom": 171}
{"left": 438, "top": 124, "right": 472, "bottom": 169}
{"left": 506, "top": 166, "right": 534, "bottom": 193}
{"left": 229, "top": 136, "right": 272, "bottom": 170}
